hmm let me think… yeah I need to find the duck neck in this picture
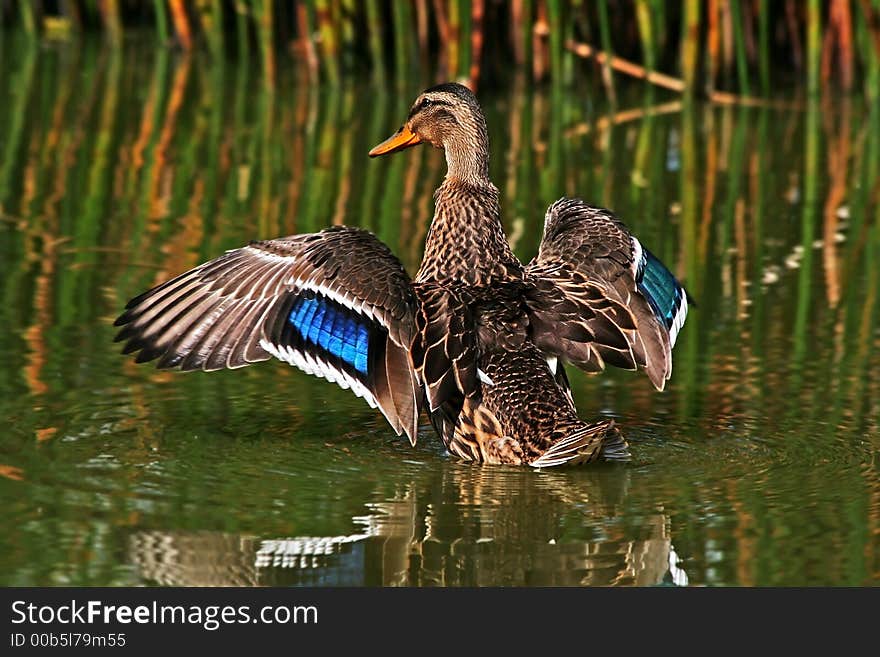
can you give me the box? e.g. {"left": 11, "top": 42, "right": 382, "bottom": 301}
{"left": 417, "top": 173, "right": 522, "bottom": 287}
{"left": 443, "top": 133, "right": 491, "bottom": 186}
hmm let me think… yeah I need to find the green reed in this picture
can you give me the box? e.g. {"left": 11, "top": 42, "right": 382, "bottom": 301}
{"left": 391, "top": 0, "right": 415, "bottom": 83}
{"left": 257, "top": 0, "right": 277, "bottom": 87}
{"left": 314, "top": 0, "right": 339, "bottom": 85}
{"left": 634, "top": 0, "right": 656, "bottom": 74}
{"left": 856, "top": 0, "right": 880, "bottom": 99}
{"left": 807, "top": 0, "right": 822, "bottom": 96}
{"left": 546, "top": 0, "right": 564, "bottom": 87}
{"left": 459, "top": 0, "right": 473, "bottom": 81}
{"left": 0, "top": 38, "right": 35, "bottom": 212}
{"left": 597, "top": 0, "right": 616, "bottom": 104}
{"left": 678, "top": 99, "right": 701, "bottom": 419}
{"left": 730, "top": 0, "right": 751, "bottom": 96}
{"left": 196, "top": 0, "right": 225, "bottom": 59}
{"left": 3, "top": 1, "right": 879, "bottom": 95}
{"left": 679, "top": 0, "right": 701, "bottom": 93}
{"left": 365, "top": 0, "right": 385, "bottom": 83}
{"left": 794, "top": 98, "right": 821, "bottom": 375}
{"left": 758, "top": 0, "right": 770, "bottom": 94}
{"left": 153, "top": 0, "right": 169, "bottom": 44}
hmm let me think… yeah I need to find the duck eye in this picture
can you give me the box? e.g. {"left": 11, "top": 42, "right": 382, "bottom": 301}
{"left": 419, "top": 98, "right": 433, "bottom": 111}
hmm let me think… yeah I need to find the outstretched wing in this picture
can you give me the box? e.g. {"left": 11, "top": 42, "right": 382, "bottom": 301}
{"left": 115, "top": 226, "right": 422, "bottom": 443}
{"left": 524, "top": 198, "right": 689, "bottom": 390}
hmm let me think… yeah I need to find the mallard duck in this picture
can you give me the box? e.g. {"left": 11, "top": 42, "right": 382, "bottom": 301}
{"left": 115, "top": 82, "right": 688, "bottom": 467}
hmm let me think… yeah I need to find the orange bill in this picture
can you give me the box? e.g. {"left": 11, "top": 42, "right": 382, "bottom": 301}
{"left": 368, "top": 125, "right": 422, "bottom": 157}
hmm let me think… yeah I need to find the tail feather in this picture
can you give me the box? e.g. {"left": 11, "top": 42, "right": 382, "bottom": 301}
{"left": 597, "top": 423, "right": 630, "bottom": 462}
{"left": 529, "top": 420, "right": 630, "bottom": 468}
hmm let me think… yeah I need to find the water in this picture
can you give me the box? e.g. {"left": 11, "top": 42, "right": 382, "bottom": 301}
{"left": 1, "top": 36, "right": 878, "bottom": 586}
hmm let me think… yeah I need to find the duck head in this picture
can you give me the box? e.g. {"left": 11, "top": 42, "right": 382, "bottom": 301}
{"left": 369, "top": 82, "right": 490, "bottom": 184}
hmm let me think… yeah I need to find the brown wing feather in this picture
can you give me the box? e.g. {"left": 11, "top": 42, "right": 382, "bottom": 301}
{"left": 115, "top": 226, "right": 422, "bottom": 443}
{"left": 525, "top": 198, "right": 673, "bottom": 390}
{"left": 380, "top": 339, "right": 421, "bottom": 444}
{"left": 410, "top": 282, "right": 478, "bottom": 413}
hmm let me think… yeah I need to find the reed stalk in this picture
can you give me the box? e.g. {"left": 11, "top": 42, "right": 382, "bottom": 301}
{"left": 365, "top": 0, "right": 386, "bottom": 83}
{"left": 832, "top": 0, "right": 854, "bottom": 90}
{"left": 680, "top": 0, "right": 701, "bottom": 94}
{"left": 705, "top": 0, "right": 719, "bottom": 95}
{"left": 510, "top": 0, "right": 525, "bottom": 65}
{"left": 794, "top": 98, "right": 820, "bottom": 372}
{"left": 758, "top": 0, "right": 769, "bottom": 94}
{"left": 18, "top": 1, "right": 38, "bottom": 37}
{"left": 807, "top": 0, "right": 822, "bottom": 95}
{"left": 0, "top": 41, "right": 36, "bottom": 209}
{"left": 391, "top": 0, "right": 414, "bottom": 82}
{"left": 635, "top": 0, "right": 656, "bottom": 74}
{"left": 521, "top": 0, "right": 533, "bottom": 68}
{"left": 651, "top": 0, "right": 667, "bottom": 54}
{"left": 203, "top": 51, "right": 225, "bottom": 237}
{"left": 533, "top": 0, "right": 549, "bottom": 81}
{"left": 79, "top": 48, "right": 121, "bottom": 266}
{"left": 470, "top": 0, "right": 485, "bottom": 87}
{"left": 314, "top": 0, "right": 339, "bottom": 85}
{"left": 168, "top": 0, "right": 193, "bottom": 51}
{"left": 153, "top": 0, "right": 169, "bottom": 45}
{"left": 678, "top": 100, "right": 699, "bottom": 417}
{"left": 561, "top": 0, "right": 578, "bottom": 85}
{"left": 98, "top": 0, "right": 122, "bottom": 47}
{"left": 597, "top": 0, "right": 617, "bottom": 104}
{"left": 235, "top": 1, "right": 249, "bottom": 60}
{"left": 859, "top": 2, "right": 880, "bottom": 97}
{"left": 257, "top": 82, "right": 278, "bottom": 237}
{"left": 339, "top": 0, "right": 356, "bottom": 69}
{"left": 3, "top": 2, "right": 880, "bottom": 98}
{"left": 196, "top": 0, "right": 224, "bottom": 60}
{"left": 547, "top": 0, "right": 563, "bottom": 86}
{"left": 254, "top": 0, "right": 277, "bottom": 89}
{"left": 459, "top": 0, "right": 472, "bottom": 80}
{"left": 448, "top": 0, "right": 461, "bottom": 80}
{"left": 566, "top": 40, "right": 685, "bottom": 92}
{"left": 415, "top": 0, "right": 429, "bottom": 57}
{"left": 729, "top": 0, "right": 750, "bottom": 95}
{"left": 296, "top": 2, "right": 318, "bottom": 79}
{"left": 360, "top": 90, "right": 390, "bottom": 233}
{"left": 750, "top": 108, "right": 769, "bottom": 335}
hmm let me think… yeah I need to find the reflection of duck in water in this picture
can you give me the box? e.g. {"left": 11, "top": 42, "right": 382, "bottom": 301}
{"left": 128, "top": 468, "right": 687, "bottom": 586}
{"left": 115, "top": 83, "right": 688, "bottom": 466}
{"left": 414, "top": 467, "right": 688, "bottom": 586}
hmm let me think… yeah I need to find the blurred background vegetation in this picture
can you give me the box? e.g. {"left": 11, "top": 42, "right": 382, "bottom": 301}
{"left": 2, "top": 0, "right": 880, "bottom": 97}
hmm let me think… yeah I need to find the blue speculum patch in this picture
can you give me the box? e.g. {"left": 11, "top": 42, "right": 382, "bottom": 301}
{"left": 637, "top": 250, "right": 684, "bottom": 330}
{"left": 288, "top": 296, "right": 370, "bottom": 375}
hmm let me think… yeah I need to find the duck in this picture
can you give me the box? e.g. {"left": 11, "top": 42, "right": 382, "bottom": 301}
{"left": 114, "top": 82, "right": 689, "bottom": 467}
